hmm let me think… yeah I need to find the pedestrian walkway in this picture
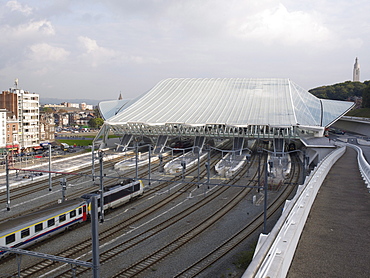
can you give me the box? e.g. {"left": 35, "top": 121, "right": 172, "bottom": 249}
{"left": 287, "top": 147, "right": 370, "bottom": 277}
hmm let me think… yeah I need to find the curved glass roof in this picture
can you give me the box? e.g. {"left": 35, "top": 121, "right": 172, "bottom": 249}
{"left": 105, "top": 78, "right": 354, "bottom": 128}
{"left": 99, "top": 99, "right": 135, "bottom": 120}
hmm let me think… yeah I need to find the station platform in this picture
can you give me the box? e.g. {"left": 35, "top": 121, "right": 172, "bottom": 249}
{"left": 287, "top": 147, "right": 370, "bottom": 277}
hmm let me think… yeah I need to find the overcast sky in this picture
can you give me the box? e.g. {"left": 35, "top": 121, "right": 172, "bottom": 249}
{"left": 0, "top": 0, "right": 369, "bottom": 101}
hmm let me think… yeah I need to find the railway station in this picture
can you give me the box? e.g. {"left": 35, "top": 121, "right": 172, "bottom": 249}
{"left": 97, "top": 77, "right": 354, "bottom": 176}
{"left": 2, "top": 78, "right": 368, "bottom": 278}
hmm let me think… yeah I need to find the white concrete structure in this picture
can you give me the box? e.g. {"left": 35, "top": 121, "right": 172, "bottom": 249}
{"left": 353, "top": 57, "right": 360, "bottom": 82}
{"left": 20, "top": 90, "right": 40, "bottom": 148}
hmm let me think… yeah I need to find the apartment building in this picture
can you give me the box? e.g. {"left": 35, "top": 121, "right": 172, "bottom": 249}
{"left": 0, "top": 87, "right": 39, "bottom": 150}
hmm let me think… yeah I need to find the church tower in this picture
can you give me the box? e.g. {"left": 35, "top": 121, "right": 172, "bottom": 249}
{"left": 353, "top": 57, "right": 360, "bottom": 82}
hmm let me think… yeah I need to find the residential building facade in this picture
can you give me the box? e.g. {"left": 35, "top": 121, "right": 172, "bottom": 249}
{"left": 39, "top": 111, "right": 55, "bottom": 143}
{"left": 6, "top": 115, "right": 19, "bottom": 154}
{"left": 0, "top": 109, "right": 7, "bottom": 149}
{"left": 0, "top": 87, "right": 40, "bottom": 150}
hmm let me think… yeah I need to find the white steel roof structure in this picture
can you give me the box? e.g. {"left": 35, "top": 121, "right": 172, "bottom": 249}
{"left": 99, "top": 99, "right": 136, "bottom": 120}
{"left": 100, "top": 78, "right": 354, "bottom": 139}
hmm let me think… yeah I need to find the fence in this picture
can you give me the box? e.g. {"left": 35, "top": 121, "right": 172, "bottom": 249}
{"left": 347, "top": 143, "right": 370, "bottom": 189}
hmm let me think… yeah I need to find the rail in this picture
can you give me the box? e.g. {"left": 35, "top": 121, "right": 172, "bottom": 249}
{"left": 346, "top": 143, "right": 370, "bottom": 189}
{"left": 242, "top": 146, "right": 346, "bottom": 278}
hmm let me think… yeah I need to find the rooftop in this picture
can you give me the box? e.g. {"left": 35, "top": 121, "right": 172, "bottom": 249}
{"left": 103, "top": 78, "right": 353, "bottom": 128}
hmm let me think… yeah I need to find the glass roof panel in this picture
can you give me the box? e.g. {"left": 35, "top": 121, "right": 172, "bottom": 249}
{"left": 105, "top": 78, "right": 353, "bottom": 130}
{"left": 321, "top": 99, "right": 354, "bottom": 127}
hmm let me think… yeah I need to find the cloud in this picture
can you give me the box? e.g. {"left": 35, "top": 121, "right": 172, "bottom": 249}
{"left": 78, "top": 36, "right": 160, "bottom": 67}
{"left": 29, "top": 43, "right": 70, "bottom": 62}
{"left": 78, "top": 36, "right": 118, "bottom": 67}
{"left": 229, "top": 3, "right": 332, "bottom": 46}
{"left": 0, "top": 20, "right": 55, "bottom": 41}
{"left": 24, "top": 20, "right": 55, "bottom": 36}
{"left": 129, "top": 55, "right": 161, "bottom": 64}
{"left": 346, "top": 38, "right": 363, "bottom": 49}
{"left": 6, "top": 0, "right": 32, "bottom": 16}
{"left": 0, "top": 0, "right": 369, "bottom": 100}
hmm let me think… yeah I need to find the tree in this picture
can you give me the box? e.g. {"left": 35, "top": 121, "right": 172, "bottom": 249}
{"left": 362, "top": 83, "right": 370, "bottom": 108}
{"left": 42, "top": 107, "right": 54, "bottom": 113}
{"left": 88, "top": 117, "right": 104, "bottom": 128}
{"left": 94, "top": 107, "right": 102, "bottom": 118}
{"left": 309, "top": 80, "right": 368, "bottom": 100}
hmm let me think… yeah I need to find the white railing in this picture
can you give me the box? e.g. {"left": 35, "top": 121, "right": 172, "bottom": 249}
{"left": 341, "top": 116, "right": 370, "bottom": 122}
{"left": 347, "top": 144, "right": 370, "bottom": 189}
{"left": 242, "top": 146, "right": 346, "bottom": 278}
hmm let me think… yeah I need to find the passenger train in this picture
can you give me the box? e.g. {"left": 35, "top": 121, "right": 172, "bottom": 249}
{"left": 0, "top": 179, "right": 144, "bottom": 256}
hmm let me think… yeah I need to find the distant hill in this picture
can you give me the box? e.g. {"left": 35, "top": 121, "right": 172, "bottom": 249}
{"left": 39, "top": 97, "right": 108, "bottom": 106}
{"left": 309, "top": 80, "right": 370, "bottom": 100}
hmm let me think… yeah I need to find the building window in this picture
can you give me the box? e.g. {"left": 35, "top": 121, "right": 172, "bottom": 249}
{"left": 35, "top": 223, "right": 43, "bottom": 233}
{"left": 59, "top": 214, "right": 66, "bottom": 222}
{"left": 70, "top": 210, "right": 76, "bottom": 218}
{"left": 47, "top": 218, "right": 55, "bottom": 227}
{"left": 6, "top": 234, "right": 16, "bottom": 245}
{"left": 21, "top": 228, "right": 30, "bottom": 238}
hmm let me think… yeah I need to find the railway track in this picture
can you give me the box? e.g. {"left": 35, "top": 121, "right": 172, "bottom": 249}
{"left": 0, "top": 155, "right": 128, "bottom": 224}
{"left": 91, "top": 152, "right": 298, "bottom": 278}
{"left": 0, "top": 154, "right": 124, "bottom": 199}
{"left": 173, "top": 154, "right": 301, "bottom": 277}
{"left": 109, "top": 152, "right": 266, "bottom": 277}
{"left": 35, "top": 152, "right": 259, "bottom": 277}
{"left": 5, "top": 142, "right": 284, "bottom": 277}
{"left": 6, "top": 149, "right": 227, "bottom": 277}
{"left": 47, "top": 151, "right": 261, "bottom": 277}
{"left": 0, "top": 150, "right": 181, "bottom": 224}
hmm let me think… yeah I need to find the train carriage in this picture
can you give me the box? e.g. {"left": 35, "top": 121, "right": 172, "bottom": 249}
{"left": 0, "top": 199, "right": 87, "bottom": 256}
{"left": 0, "top": 179, "right": 143, "bottom": 257}
{"left": 81, "top": 179, "right": 144, "bottom": 211}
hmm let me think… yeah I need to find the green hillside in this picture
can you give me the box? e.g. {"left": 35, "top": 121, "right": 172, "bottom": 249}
{"left": 309, "top": 80, "right": 369, "bottom": 101}
{"left": 346, "top": 108, "right": 370, "bottom": 118}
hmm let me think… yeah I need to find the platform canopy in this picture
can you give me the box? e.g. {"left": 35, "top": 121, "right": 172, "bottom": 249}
{"left": 100, "top": 78, "right": 354, "bottom": 139}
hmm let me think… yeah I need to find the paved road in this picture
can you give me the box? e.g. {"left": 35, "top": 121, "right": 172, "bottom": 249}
{"left": 287, "top": 147, "right": 370, "bottom": 277}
